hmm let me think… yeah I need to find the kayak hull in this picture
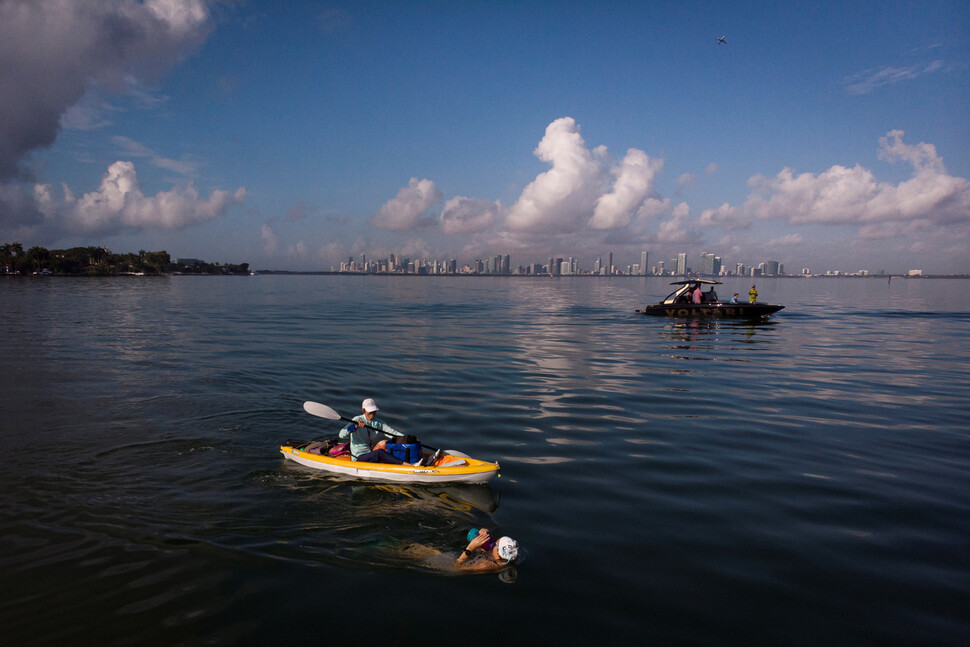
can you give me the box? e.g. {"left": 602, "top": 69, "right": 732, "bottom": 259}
{"left": 280, "top": 441, "right": 499, "bottom": 484}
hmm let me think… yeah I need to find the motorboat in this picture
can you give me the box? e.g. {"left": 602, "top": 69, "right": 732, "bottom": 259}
{"left": 636, "top": 279, "right": 784, "bottom": 318}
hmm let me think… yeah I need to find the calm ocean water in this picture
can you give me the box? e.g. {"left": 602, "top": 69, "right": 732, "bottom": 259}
{"left": 1, "top": 275, "right": 968, "bottom": 645}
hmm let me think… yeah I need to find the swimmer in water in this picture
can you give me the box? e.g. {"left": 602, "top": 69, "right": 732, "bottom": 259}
{"left": 455, "top": 528, "right": 519, "bottom": 572}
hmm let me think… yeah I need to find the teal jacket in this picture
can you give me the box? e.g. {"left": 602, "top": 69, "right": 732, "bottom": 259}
{"left": 338, "top": 415, "right": 404, "bottom": 460}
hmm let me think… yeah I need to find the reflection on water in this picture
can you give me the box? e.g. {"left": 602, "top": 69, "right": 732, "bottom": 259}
{"left": 260, "top": 467, "right": 516, "bottom": 580}
{"left": 2, "top": 276, "right": 969, "bottom": 645}
{"left": 658, "top": 318, "right": 779, "bottom": 361}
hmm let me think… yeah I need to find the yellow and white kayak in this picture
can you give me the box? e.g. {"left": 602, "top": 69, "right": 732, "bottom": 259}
{"left": 279, "top": 440, "right": 500, "bottom": 484}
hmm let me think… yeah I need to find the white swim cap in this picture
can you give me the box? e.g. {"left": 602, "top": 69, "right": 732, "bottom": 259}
{"left": 496, "top": 536, "right": 518, "bottom": 562}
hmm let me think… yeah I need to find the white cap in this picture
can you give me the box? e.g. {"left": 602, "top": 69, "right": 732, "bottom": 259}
{"left": 362, "top": 398, "right": 379, "bottom": 413}
{"left": 496, "top": 536, "right": 518, "bottom": 562}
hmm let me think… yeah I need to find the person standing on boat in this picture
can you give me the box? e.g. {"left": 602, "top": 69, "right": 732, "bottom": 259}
{"left": 707, "top": 286, "right": 718, "bottom": 302}
{"left": 729, "top": 293, "right": 741, "bottom": 303}
{"left": 748, "top": 285, "right": 758, "bottom": 303}
{"left": 339, "top": 398, "right": 407, "bottom": 464}
{"left": 692, "top": 285, "right": 703, "bottom": 303}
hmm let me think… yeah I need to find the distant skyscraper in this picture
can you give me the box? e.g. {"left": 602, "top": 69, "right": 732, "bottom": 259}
{"left": 607, "top": 252, "right": 613, "bottom": 276}
{"left": 698, "top": 252, "right": 716, "bottom": 275}
{"left": 676, "top": 252, "right": 687, "bottom": 275}
{"left": 640, "top": 251, "right": 649, "bottom": 276}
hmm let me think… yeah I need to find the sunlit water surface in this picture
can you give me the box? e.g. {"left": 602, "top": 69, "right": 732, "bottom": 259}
{"left": 1, "top": 276, "right": 968, "bottom": 645}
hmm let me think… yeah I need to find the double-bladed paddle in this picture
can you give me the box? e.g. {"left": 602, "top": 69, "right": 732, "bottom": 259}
{"left": 303, "top": 400, "right": 367, "bottom": 427}
{"left": 302, "top": 400, "right": 462, "bottom": 455}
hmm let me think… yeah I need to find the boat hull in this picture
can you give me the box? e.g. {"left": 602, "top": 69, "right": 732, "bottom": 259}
{"left": 280, "top": 441, "right": 499, "bottom": 484}
{"left": 636, "top": 303, "right": 784, "bottom": 318}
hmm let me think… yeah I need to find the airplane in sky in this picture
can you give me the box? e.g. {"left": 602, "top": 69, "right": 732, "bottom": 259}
{"left": 716, "top": 36, "right": 726, "bottom": 44}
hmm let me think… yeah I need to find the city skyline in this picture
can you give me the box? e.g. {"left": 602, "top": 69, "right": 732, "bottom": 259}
{"left": 326, "top": 247, "right": 918, "bottom": 278}
{"left": 1, "top": 2, "right": 968, "bottom": 274}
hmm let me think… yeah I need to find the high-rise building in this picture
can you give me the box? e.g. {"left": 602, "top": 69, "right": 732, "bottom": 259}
{"left": 698, "top": 252, "right": 716, "bottom": 275}
{"left": 676, "top": 252, "right": 687, "bottom": 275}
{"left": 640, "top": 251, "right": 649, "bottom": 276}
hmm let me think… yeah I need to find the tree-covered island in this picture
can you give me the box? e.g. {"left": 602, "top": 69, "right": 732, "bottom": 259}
{"left": 1, "top": 243, "right": 250, "bottom": 276}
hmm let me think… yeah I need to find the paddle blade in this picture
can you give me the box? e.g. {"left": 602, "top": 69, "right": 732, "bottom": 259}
{"left": 303, "top": 401, "right": 342, "bottom": 420}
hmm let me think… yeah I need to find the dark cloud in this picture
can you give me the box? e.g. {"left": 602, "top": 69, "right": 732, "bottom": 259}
{"left": 0, "top": 0, "right": 213, "bottom": 179}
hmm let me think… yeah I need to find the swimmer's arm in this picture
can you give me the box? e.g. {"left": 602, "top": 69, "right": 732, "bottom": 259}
{"left": 454, "top": 556, "right": 502, "bottom": 572}
{"left": 455, "top": 547, "right": 474, "bottom": 566}
{"left": 455, "top": 531, "right": 491, "bottom": 566}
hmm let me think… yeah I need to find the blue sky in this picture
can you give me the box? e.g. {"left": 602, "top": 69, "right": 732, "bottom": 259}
{"left": 2, "top": 0, "right": 968, "bottom": 273}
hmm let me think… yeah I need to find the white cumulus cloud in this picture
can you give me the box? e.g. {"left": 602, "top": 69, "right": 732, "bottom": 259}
{"left": 739, "top": 131, "right": 970, "bottom": 229}
{"left": 506, "top": 117, "right": 608, "bottom": 232}
{"left": 656, "top": 202, "right": 695, "bottom": 243}
{"left": 589, "top": 149, "right": 663, "bottom": 229}
{"left": 439, "top": 196, "right": 504, "bottom": 235}
{"left": 35, "top": 160, "right": 245, "bottom": 236}
{"left": 372, "top": 177, "right": 443, "bottom": 230}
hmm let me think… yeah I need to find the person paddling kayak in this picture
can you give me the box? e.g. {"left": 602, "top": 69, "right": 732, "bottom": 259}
{"left": 339, "top": 398, "right": 408, "bottom": 464}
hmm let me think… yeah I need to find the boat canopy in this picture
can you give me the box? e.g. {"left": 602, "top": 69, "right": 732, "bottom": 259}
{"left": 661, "top": 279, "right": 723, "bottom": 304}
{"left": 666, "top": 279, "right": 722, "bottom": 286}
